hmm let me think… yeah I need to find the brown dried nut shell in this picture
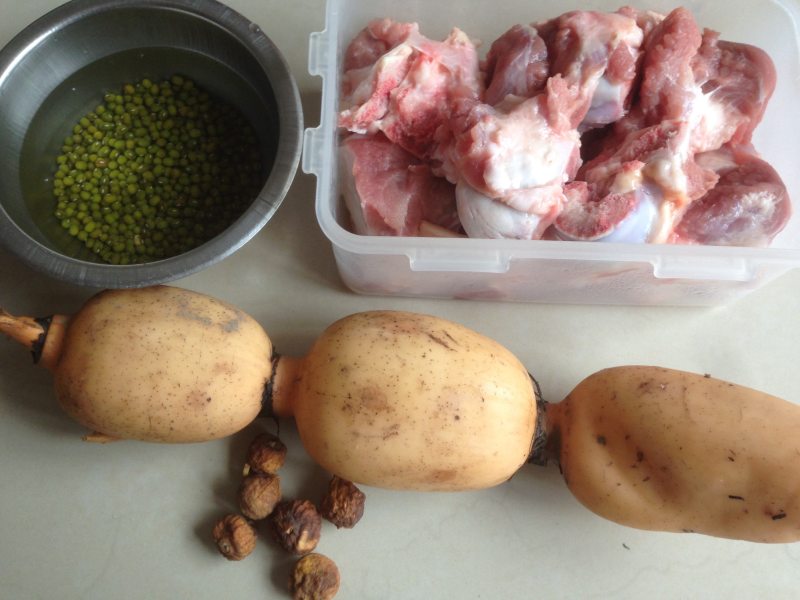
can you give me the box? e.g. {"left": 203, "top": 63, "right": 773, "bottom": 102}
{"left": 269, "top": 499, "right": 322, "bottom": 555}
{"left": 212, "top": 514, "right": 256, "bottom": 560}
{"left": 238, "top": 473, "right": 281, "bottom": 521}
{"left": 243, "top": 432, "right": 287, "bottom": 475}
{"left": 320, "top": 476, "right": 366, "bottom": 529}
{"left": 290, "top": 553, "right": 341, "bottom": 600}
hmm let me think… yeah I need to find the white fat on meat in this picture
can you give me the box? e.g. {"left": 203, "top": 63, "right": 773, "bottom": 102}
{"left": 467, "top": 96, "right": 580, "bottom": 194}
{"left": 339, "top": 20, "right": 481, "bottom": 160}
{"left": 343, "top": 19, "right": 420, "bottom": 72}
{"left": 456, "top": 182, "right": 564, "bottom": 240}
{"left": 340, "top": 45, "right": 415, "bottom": 134}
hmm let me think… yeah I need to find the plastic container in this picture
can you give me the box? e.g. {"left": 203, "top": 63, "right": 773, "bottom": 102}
{"left": 302, "top": 0, "right": 800, "bottom": 305}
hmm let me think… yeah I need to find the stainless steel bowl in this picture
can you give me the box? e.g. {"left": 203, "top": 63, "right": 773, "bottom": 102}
{"left": 0, "top": 0, "right": 302, "bottom": 287}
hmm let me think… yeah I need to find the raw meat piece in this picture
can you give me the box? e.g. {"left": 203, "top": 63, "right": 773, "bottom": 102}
{"left": 672, "top": 145, "right": 790, "bottom": 246}
{"left": 456, "top": 182, "right": 566, "bottom": 240}
{"left": 617, "top": 5, "right": 665, "bottom": 37}
{"left": 343, "top": 19, "right": 418, "bottom": 72}
{"left": 580, "top": 121, "right": 679, "bottom": 185}
{"left": 440, "top": 76, "right": 582, "bottom": 239}
{"left": 560, "top": 9, "right": 708, "bottom": 241}
{"left": 482, "top": 24, "right": 549, "bottom": 106}
{"left": 339, "top": 43, "right": 414, "bottom": 132}
{"left": 635, "top": 7, "right": 703, "bottom": 124}
{"left": 538, "top": 10, "right": 644, "bottom": 130}
{"left": 339, "top": 134, "right": 460, "bottom": 237}
{"left": 337, "top": 10, "right": 788, "bottom": 248}
{"left": 559, "top": 7, "right": 782, "bottom": 243}
{"left": 449, "top": 10, "right": 646, "bottom": 241}
{"left": 444, "top": 77, "right": 583, "bottom": 197}
{"left": 554, "top": 171, "right": 661, "bottom": 243}
{"left": 689, "top": 34, "right": 777, "bottom": 152}
{"left": 563, "top": 119, "right": 721, "bottom": 243}
{"left": 339, "top": 20, "right": 481, "bottom": 160}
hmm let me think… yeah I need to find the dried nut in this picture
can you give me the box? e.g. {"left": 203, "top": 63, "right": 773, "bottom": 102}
{"left": 212, "top": 514, "right": 256, "bottom": 560}
{"left": 320, "top": 476, "right": 366, "bottom": 529}
{"left": 243, "top": 432, "right": 287, "bottom": 475}
{"left": 269, "top": 499, "right": 322, "bottom": 555}
{"left": 289, "top": 553, "right": 341, "bottom": 600}
{"left": 238, "top": 472, "right": 281, "bottom": 520}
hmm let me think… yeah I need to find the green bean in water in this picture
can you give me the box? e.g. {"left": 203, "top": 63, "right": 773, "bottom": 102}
{"left": 52, "top": 75, "right": 263, "bottom": 265}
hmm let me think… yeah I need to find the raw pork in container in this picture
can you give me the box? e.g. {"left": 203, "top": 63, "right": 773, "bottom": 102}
{"left": 303, "top": 0, "right": 800, "bottom": 305}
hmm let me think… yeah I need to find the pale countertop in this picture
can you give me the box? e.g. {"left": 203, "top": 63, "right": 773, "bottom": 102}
{"left": 2, "top": 1, "right": 800, "bottom": 599}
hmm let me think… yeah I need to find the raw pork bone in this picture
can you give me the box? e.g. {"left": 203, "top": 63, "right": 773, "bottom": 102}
{"left": 556, "top": 7, "right": 784, "bottom": 244}
{"left": 339, "top": 133, "right": 460, "bottom": 237}
{"left": 535, "top": 9, "right": 644, "bottom": 130}
{"left": 482, "top": 24, "right": 549, "bottom": 107}
{"left": 441, "top": 80, "right": 580, "bottom": 239}
{"left": 337, "top": 9, "right": 788, "bottom": 248}
{"left": 672, "top": 145, "right": 790, "bottom": 246}
{"left": 339, "top": 19, "right": 481, "bottom": 161}
{"left": 343, "top": 19, "right": 418, "bottom": 72}
{"left": 483, "top": 11, "right": 644, "bottom": 128}
{"left": 443, "top": 78, "right": 582, "bottom": 197}
{"left": 446, "top": 11, "right": 644, "bottom": 239}
{"left": 558, "top": 10, "right": 696, "bottom": 243}
{"left": 455, "top": 182, "right": 566, "bottom": 240}
{"left": 690, "top": 34, "right": 777, "bottom": 150}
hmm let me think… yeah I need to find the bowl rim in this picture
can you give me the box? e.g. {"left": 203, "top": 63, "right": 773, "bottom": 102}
{"left": 0, "top": 0, "right": 303, "bottom": 288}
